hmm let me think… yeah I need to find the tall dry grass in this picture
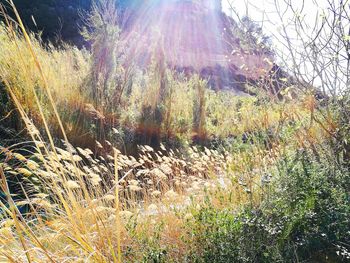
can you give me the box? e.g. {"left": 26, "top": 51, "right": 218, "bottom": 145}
{"left": 0, "top": 1, "right": 337, "bottom": 262}
{"left": 0, "top": 4, "right": 310, "bottom": 150}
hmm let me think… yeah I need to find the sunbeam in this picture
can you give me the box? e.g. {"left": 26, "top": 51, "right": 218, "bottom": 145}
{"left": 1, "top": 0, "right": 349, "bottom": 261}
{"left": 120, "top": 0, "right": 272, "bottom": 90}
{"left": 121, "top": 1, "right": 225, "bottom": 67}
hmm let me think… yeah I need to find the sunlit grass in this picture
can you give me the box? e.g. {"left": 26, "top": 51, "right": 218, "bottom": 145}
{"left": 0, "top": 1, "right": 346, "bottom": 262}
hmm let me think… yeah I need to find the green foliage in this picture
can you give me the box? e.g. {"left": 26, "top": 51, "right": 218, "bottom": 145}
{"left": 186, "top": 148, "right": 350, "bottom": 262}
{"left": 192, "top": 76, "right": 207, "bottom": 141}
{"left": 240, "top": 16, "right": 273, "bottom": 56}
{"left": 225, "top": 15, "right": 274, "bottom": 57}
{"left": 333, "top": 96, "right": 350, "bottom": 166}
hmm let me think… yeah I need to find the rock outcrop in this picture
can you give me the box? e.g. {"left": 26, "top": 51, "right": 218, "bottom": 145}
{"left": 119, "top": 0, "right": 274, "bottom": 92}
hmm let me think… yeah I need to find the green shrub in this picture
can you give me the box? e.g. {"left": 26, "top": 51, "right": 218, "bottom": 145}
{"left": 187, "top": 148, "right": 350, "bottom": 262}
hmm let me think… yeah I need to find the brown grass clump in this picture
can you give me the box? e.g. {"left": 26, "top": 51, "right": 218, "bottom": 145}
{"left": 0, "top": 138, "right": 280, "bottom": 261}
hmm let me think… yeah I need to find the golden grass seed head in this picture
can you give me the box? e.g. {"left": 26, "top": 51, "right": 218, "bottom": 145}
{"left": 119, "top": 210, "right": 133, "bottom": 219}
{"left": 147, "top": 204, "right": 158, "bottom": 211}
{"left": 159, "top": 163, "right": 172, "bottom": 176}
{"left": 129, "top": 179, "right": 139, "bottom": 186}
{"left": 136, "top": 169, "right": 150, "bottom": 177}
{"left": 129, "top": 185, "right": 142, "bottom": 192}
{"left": 66, "top": 180, "right": 80, "bottom": 189}
{"left": 27, "top": 160, "right": 39, "bottom": 170}
{"left": 144, "top": 145, "right": 154, "bottom": 152}
{"left": 13, "top": 153, "right": 27, "bottom": 162}
{"left": 164, "top": 189, "right": 178, "bottom": 200}
{"left": 151, "top": 168, "right": 167, "bottom": 180}
{"left": 103, "top": 194, "right": 115, "bottom": 201}
{"left": 16, "top": 167, "right": 32, "bottom": 176}
{"left": 151, "top": 190, "right": 161, "bottom": 197}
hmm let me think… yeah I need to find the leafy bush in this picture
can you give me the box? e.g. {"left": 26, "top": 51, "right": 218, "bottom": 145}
{"left": 188, "top": 147, "right": 350, "bottom": 262}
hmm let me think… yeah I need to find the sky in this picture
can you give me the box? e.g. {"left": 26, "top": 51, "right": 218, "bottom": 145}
{"left": 222, "top": 0, "right": 329, "bottom": 54}
{"left": 222, "top": 0, "right": 329, "bottom": 32}
{"left": 222, "top": 0, "right": 336, "bottom": 88}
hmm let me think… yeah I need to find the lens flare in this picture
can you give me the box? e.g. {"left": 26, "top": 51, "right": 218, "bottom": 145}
{"left": 120, "top": 0, "right": 272, "bottom": 89}
{"left": 122, "top": 1, "right": 225, "bottom": 67}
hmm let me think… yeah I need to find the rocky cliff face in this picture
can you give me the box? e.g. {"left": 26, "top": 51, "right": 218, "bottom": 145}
{"left": 119, "top": 0, "right": 274, "bottom": 92}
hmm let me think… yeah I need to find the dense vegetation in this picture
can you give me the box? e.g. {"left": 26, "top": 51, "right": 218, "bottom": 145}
{"left": 0, "top": 0, "right": 349, "bottom": 262}
{"left": 0, "top": 0, "right": 140, "bottom": 46}
{"left": 0, "top": 0, "right": 90, "bottom": 45}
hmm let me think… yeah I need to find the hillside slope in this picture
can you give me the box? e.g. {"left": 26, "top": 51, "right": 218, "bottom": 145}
{"left": 1, "top": 0, "right": 275, "bottom": 92}
{"left": 120, "top": 0, "right": 274, "bottom": 91}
